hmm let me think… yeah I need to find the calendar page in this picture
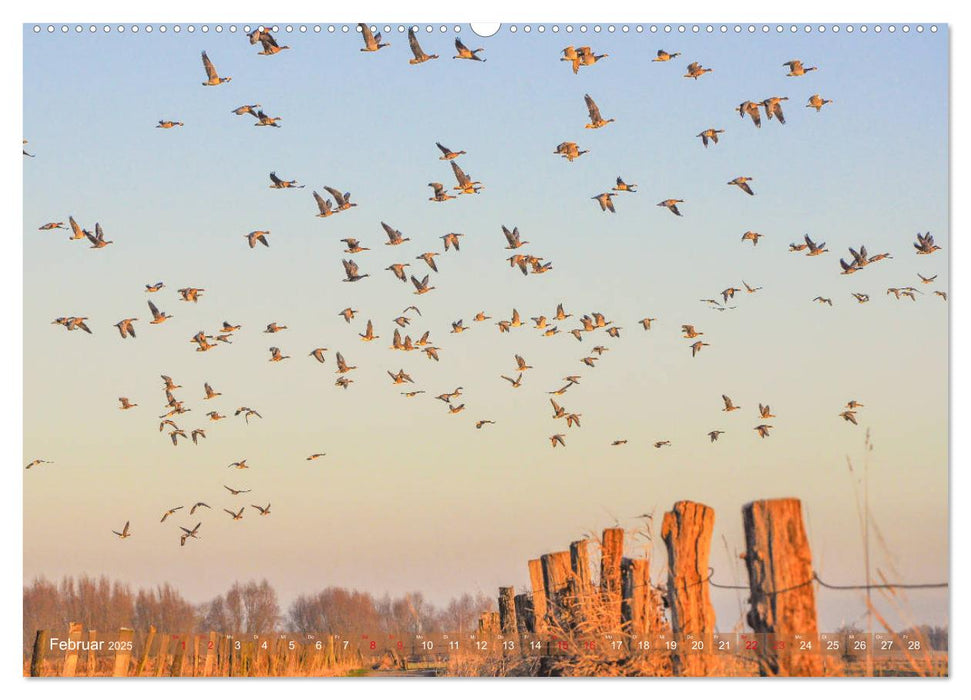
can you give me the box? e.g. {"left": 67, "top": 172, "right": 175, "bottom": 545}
{"left": 21, "top": 17, "right": 948, "bottom": 680}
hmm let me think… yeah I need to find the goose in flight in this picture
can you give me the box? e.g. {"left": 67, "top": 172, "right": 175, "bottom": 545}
{"left": 846, "top": 400, "right": 864, "bottom": 409}
{"left": 411, "top": 274, "right": 435, "bottom": 295}
{"left": 114, "top": 318, "right": 138, "bottom": 339}
{"left": 501, "top": 373, "right": 524, "bottom": 388}
{"left": 450, "top": 319, "right": 467, "bottom": 333}
{"left": 682, "top": 324, "right": 703, "bottom": 339}
{"left": 309, "top": 347, "right": 328, "bottom": 363}
{"left": 269, "top": 172, "right": 304, "bottom": 189}
{"left": 23, "top": 140, "right": 34, "bottom": 157}
{"left": 359, "top": 23, "right": 390, "bottom": 51}
{"left": 839, "top": 258, "right": 860, "bottom": 275}
{"left": 652, "top": 49, "right": 680, "bottom": 62}
{"left": 250, "top": 28, "right": 290, "bottom": 55}
{"left": 160, "top": 506, "right": 183, "bottom": 523}
{"left": 339, "top": 308, "right": 358, "bottom": 323}
{"left": 592, "top": 193, "right": 616, "bottom": 213}
{"left": 324, "top": 186, "right": 356, "bottom": 211}
{"left": 708, "top": 430, "right": 725, "bottom": 443}
{"left": 145, "top": 281, "right": 164, "bottom": 293}
{"left": 253, "top": 110, "right": 282, "bottom": 127}
{"left": 112, "top": 521, "right": 132, "bottom": 539}
{"left": 476, "top": 420, "right": 496, "bottom": 429}
{"left": 813, "top": 296, "right": 833, "bottom": 306}
{"left": 697, "top": 128, "right": 724, "bottom": 147}
{"left": 341, "top": 238, "right": 369, "bottom": 254}
{"left": 436, "top": 142, "right": 466, "bottom": 160}
{"left": 342, "top": 259, "right": 369, "bottom": 282}
{"left": 743, "top": 281, "right": 762, "bottom": 294}
{"left": 179, "top": 522, "right": 202, "bottom": 546}
{"left": 639, "top": 317, "right": 656, "bottom": 330}
{"left": 359, "top": 320, "right": 378, "bottom": 341}
{"left": 684, "top": 61, "right": 713, "bottom": 79}
{"left": 417, "top": 252, "right": 440, "bottom": 272}
{"left": 25, "top": 458, "right": 54, "bottom": 469}
{"left": 741, "top": 231, "right": 763, "bottom": 246}
{"left": 224, "top": 507, "right": 245, "bottom": 520}
{"left": 737, "top": 101, "right": 762, "bottom": 128}
{"left": 387, "top": 369, "right": 414, "bottom": 385}
{"left": 190, "top": 429, "right": 206, "bottom": 444}
{"left": 657, "top": 199, "right": 684, "bottom": 216}
{"left": 754, "top": 425, "right": 773, "bottom": 439}
{"left": 454, "top": 37, "right": 486, "bottom": 61}
{"left": 613, "top": 177, "right": 637, "bottom": 193}
{"left": 67, "top": 216, "right": 86, "bottom": 240}
{"left": 515, "top": 354, "right": 533, "bottom": 371}
{"left": 577, "top": 46, "right": 608, "bottom": 67}
{"left": 408, "top": 27, "right": 438, "bottom": 64}
{"left": 441, "top": 233, "right": 463, "bottom": 251}
{"left": 611, "top": 439, "right": 628, "bottom": 446}
{"left": 584, "top": 94, "right": 615, "bottom": 129}
{"left": 236, "top": 407, "right": 262, "bottom": 423}
{"left": 169, "top": 429, "right": 188, "bottom": 445}
{"left": 918, "top": 274, "right": 938, "bottom": 284}
{"left": 177, "top": 287, "right": 204, "bottom": 302}
{"left": 201, "top": 51, "right": 231, "bottom": 85}
{"left": 554, "top": 142, "right": 588, "bottom": 162}
{"left": 806, "top": 94, "right": 832, "bottom": 111}
{"left": 85, "top": 223, "right": 113, "bottom": 248}
{"left": 232, "top": 104, "right": 261, "bottom": 117}
{"left": 839, "top": 411, "right": 858, "bottom": 425}
{"left": 654, "top": 441, "right": 671, "bottom": 449}
{"left": 581, "top": 356, "right": 598, "bottom": 368}
{"left": 428, "top": 182, "right": 456, "bottom": 202}
{"left": 448, "top": 403, "right": 466, "bottom": 414}
{"left": 38, "top": 222, "right": 66, "bottom": 230}
{"left": 690, "top": 341, "right": 710, "bottom": 357}
{"left": 385, "top": 263, "right": 410, "bottom": 282}
{"left": 157, "top": 120, "right": 183, "bottom": 129}
{"left": 935, "top": 290, "right": 948, "bottom": 301}
{"left": 784, "top": 60, "right": 817, "bottom": 76}
{"left": 268, "top": 347, "right": 290, "bottom": 362}
{"left": 264, "top": 322, "right": 287, "bottom": 333}
{"left": 451, "top": 160, "right": 482, "bottom": 194}
{"left": 722, "top": 395, "right": 740, "bottom": 412}
{"left": 422, "top": 346, "right": 440, "bottom": 361}
{"left": 867, "top": 252, "right": 893, "bottom": 264}
{"left": 550, "top": 434, "right": 566, "bottom": 448}
{"left": 335, "top": 352, "right": 356, "bottom": 374}
{"left": 227, "top": 459, "right": 250, "bottom": 470}
{"left": 312, "top": 191, "right": 335, "bottom": 217}
{"left": 246, "top": 230, "right": 270, "bottom": 248}
{"left": 758, "top": 404, "right": 776, "bottom": 419}
{"left": 914, "top": 232, "right": 941, "bottom": 255}
{"left": 804, "top": 234, "right": 828, "bottom": 256}
{"left": 762, "top": 96, "right": 788, "bottom": 124}
{"left": 382, "top": 222, "right": 411, "bottom": 246}
{"left": 565, "top": 413, "right": 582, "bottom": 428}
{"left": 728, "top": 177, "right": 755, "bottom": 196}
{"left": 307, "top": 453, "right": 326, "bottom": 460}
{"left": 118, "top": 397, "right": 138, "bottom": 410}
{"left": 851, "top": 293, "right": 870, "bottom": 304}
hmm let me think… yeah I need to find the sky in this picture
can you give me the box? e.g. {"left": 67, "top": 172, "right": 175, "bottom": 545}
{"left": 22, "top": 22, "right": 948, "bottom": 634}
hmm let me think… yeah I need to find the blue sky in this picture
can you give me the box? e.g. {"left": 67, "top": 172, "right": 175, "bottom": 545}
{"left": 22, "top": 22, "right": 948, "bottom": 632}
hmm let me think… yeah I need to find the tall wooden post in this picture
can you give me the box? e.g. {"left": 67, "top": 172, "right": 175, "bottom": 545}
{"left": 29, "top": 629, "right": 48, "bottom": 677}
{"left": 61, "top": 622, "right": 84, "bottom": 677}
{"left": 600, "top": 528, "right": 625, "bottom": 628}
{"left": 743, "top": 498, "right": 822, "bottom": 677}
{"left": 85, "top": 630, "right": 98, "bottom": 676}
{"left": 541, "top": 551, "right": 572, "bottom": 628}
{"left": 569, "top": 539, "right": 594, "bottom": 622}
{"left": 527, "top": 559, "right": 548, "bottom": 634}
{"left": 621, "top": 558, "right": 652, "bottom": 637}
{"left": 662, "top": 501, "right": 716, "bottom": 676}
{"left": 204, "top": 632, "right": 217, "bottom": 676}
{"left": 514, "top": 594, "right": 534, "bottom": 638}
{"left": 111, "top": 628, "right": 134, "bottom": 677}
{"left": 134, "top": 625, "right": 156, "bottom": 677}
{"left": 170, "top": 635, "right": 187, "bottom": 677}
{"left": 226, "top": 636, "right": 235, "bottom": 677}
{"left": 498, "top": 587, "right": 518, "bottom": 637}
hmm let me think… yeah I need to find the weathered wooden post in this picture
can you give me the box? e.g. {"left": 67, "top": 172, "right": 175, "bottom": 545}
{"left": 541, "top": 551, "right": 572, "bottom": 629}
{"left": 662, "top": 501, "right": 716, "bottom": 676}
{"left": 527, "top": 559, "right": 548, "bottom": 634}
{"left": 134, "top": 625, "right": 156, "bottom": 677}
{"left": 61, "top": 622, "right": 84, "bottom": 677}
{"left": 226, "top": 636, "right": 235, "bottom": 677}
{"left": 170, "top": 634, "right": 186, "bottom": 677}
{"left": 569, "top": 539, "right": 594, "bottom": 622}
{"left": 620, "top": 558, "right": 651, "bottom": 637}
{"left": 204, "top": 631, "right": 217, "bottom": 676}
{"left": 29, "top": 629, "right": 48, "bottom": 677}
{"left": 192, "top": 635, "right": 200, "bottom": 677}
{"left": 498, "top": 587, "right": 518, "bottom": 636}
{"left": 601, "top": 528, "right": 625, "bottom": 629}
{"left": 154, "top": 634, "right": 169, "bottom": 676}
{"left": 85, "top": 630, "right": 98, "bottom": 676}
{"left": 514, "top": 593, "right": 534, "bottom": 638}
{"left": 111, "top": 628, "right": 134, "bottom": 677}
{"left": 743, "top": 498, "right": 822, "bottom": 677}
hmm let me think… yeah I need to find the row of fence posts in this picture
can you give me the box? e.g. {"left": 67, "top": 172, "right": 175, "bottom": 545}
{"left": 484, "top": 497, "right": 822, "bottom": 676}
{"left": 29, "top": 625, "right": 359, "bottom": 677}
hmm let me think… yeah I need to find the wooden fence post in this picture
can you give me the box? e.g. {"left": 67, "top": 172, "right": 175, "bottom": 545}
{"left": 514, "top": 594, "right": 534, "bottom": 638}
{"left": 85, "top": 630, "right": 97, "bottom": 676}
{"left": 61, "top": 622, "right": 84, "bottom": 677}
{"left": 661, "top": 501, "right": 716, "bottom": 676}
{"left": 111, "top": 628, "right": 134, "bottom": 677}
{"left": 226, "top": 636, "right": 235, "bottom": 677}
{"left": 134, "top": 625, "right": 155, "bottom": 677}
{"left": 569, "top": 539, "right": 595, "bottom": 623}
{"left": 170, "top": 634, "right": 186, "bottom": 677}
{"left": 154, "top": 634, "right": 169, "bottom": 676}
{"left": 541, "top": 551, "right": 572, "bottom": 629}
{"left": 498, "top": 587, "right": 518, "bottom": 637}
{"left": 204, "top": 631, "right": 217, "bottom": 676}
{"left": 29, "top": 629, "right": 48, "bottom": 677}
{"left": 620, "top": 558, "right": 651, "bottom": 637}
{"left": 527, "top": 559, "right": 548, "bottom": 635}
{"left": 742, "top": 498, "right": 822, "bottom": 677}
{"left": 601, "top": 528, "right": 625, "bottom": 629}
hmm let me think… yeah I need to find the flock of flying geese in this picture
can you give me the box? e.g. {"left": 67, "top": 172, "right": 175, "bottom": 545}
{"left": 25, "top": 27, "right": 945, "bottom": 546}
